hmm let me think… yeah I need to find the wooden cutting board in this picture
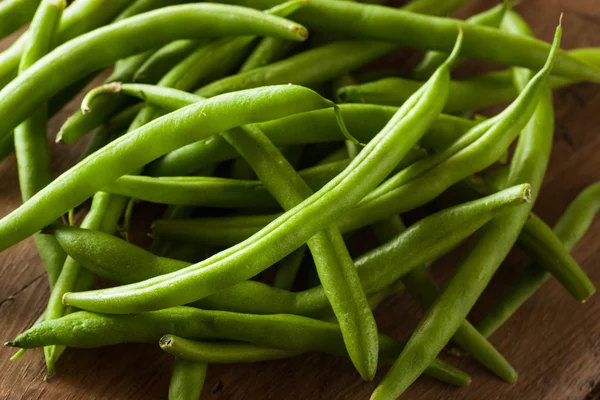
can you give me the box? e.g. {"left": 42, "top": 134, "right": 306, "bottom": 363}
{"left": 1, "top": 0, "right": 599, "bottom": 398}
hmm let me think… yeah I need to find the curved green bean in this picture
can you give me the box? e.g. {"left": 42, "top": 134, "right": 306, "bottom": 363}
{"left": 50, "top": 184, "right": 529, "bottom": 317}
{"left": 161, "top": 336, "right": 302, "bottom": 364}
{"left": 370, "top": 20, "right": 562, "bottom": 400}
{"left": 7, "top": 307, "right": 470, "bottom": 387}
{"left": 478, "top": 182, "right": 600, "bottom": 337}
{"left": 223, "top": 0, "right": 600, "bottom": 81}
{"left": 113, "top": 0, "right": 191, "bottom": 22}
{"left": 62, "top": 32, "right": 462, "bottom": 314}
{"left": 11, "top": 0, "right": 67, "bottom": 289}
{"left": 168, "top": 358, "right": 207, "bottom": 400}
{"left": 0, "top": 4, "right": 308, "bottom": 144}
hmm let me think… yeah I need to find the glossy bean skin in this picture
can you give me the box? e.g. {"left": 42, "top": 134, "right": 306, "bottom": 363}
{"left": 49, "top": 184, "right": 529, "bottom": 316}
{"left": 196, "top": 40, "right": 397, "bottom": 98}
{"left": 113, "top": 0, "right": 191, "bottom": 22}
{"left": 7, "top": 307, "right": 470, "bottom": 388}
{"left": 370, "top": 21, "right": 561, "bottom": 400}
{"left": 402, "top": 0, "right": 466, "bottom": 16}
{"left": 410, "top": 1, "right": 509, "bottom": 80}
{"left": 161, "top": 336, "right": 302, "bottom": 363}
{"left": 0, "top": 0, "right": 41, "bottom": 40}
{"left": 168, "top": 358, "right": 207, "bottom": 400}
{"left": 0, "top": 4, "right": 308, "bottom": 144}
{"left": 478, "top": 182, "right": 600, "bottom": 337}
{"left": 372, "top": 216, "right": 516, "bottom": 383}
{"left": 62, "top": 33, "right": 462, "bottom": 314}
{"left": 223, "top": 0, "right": 600, "bottom": 81}
{"left": 13, "top": 0, "right": 66, "bottom": 288}
{"left": 0, "top": 86, "right": 331, "bottom": 252}
{"left": 0, "top": 0, "right": 137, "bottom": 88}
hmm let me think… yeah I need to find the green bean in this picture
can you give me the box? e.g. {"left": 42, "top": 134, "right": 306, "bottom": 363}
{"left": 372, "top": 216, "right": 516, "bottom": 383}
{"left": 56, "top": 51, "right": 155, "bottom": 145}
{"left": 133, "top": 40, "right": 204, "bottom": 84}
{"left": 7, "top": 307, "right": 470, "bottom": 387}
{"left": 411, "top": 1, "right": 510, "bottom": 80}
{"left": 62, "top": 33, "right": 462, "bottom": 314}
{"left": 223, "top": 0, "right": 600, "bottom": 81}
{"left": 168, "top": 358, "right": 207, "bottom": 400}
{"left": 48, "top": 185, "right": 527, "bottom": 318}
{"left": 370, "top": 20, "right": 561, "bottom": 400}
{"left": 161, "top": 336, "right": 302, "bottom": 364}
{"left": 0, "top": 4, "right": 308, "bottom": 145}
{"left": 517, "top": 214, "right": 595, "bottom": 301}
{"left": 143, "top": 104, "right": 476, "bottom": 177}
{"left": 221, "top": 124, "right": 379, "bottom": 379}
{"left": 478, "top": 182, "right": 600, "bottom": 337}
{"left": 0, "top": 86, "right": 334, "bottom": 252}
{"left": 0, "top": 0, "right": 41, "bottom": 40}
{"left": 14, "top": 0, "right": 66, "bottom": 289}
{"left": 196, "top": 40, "right": 396, "bottom": 98}
{"left": 0, "top": 0, "right": 137, "bottom": 89}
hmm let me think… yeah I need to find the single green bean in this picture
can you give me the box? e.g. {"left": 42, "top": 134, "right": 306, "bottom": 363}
{"left": 372, "top": 216, "right": 516, "bottom": 383}
{"left": 478, "top": 182, "right": 600, "bottom": 337}
{"left": 0, "top": 0, "right": 41, "bottom": 40}
{"left": 168, "top": 358, "right": 207, "bottom": 400}
{"left": 14, "top": 0, "right": 67, "bottom": 289}
{"left": 0, "top": 0, "right": 137, "bottom": 88}
{"left": 222, "top": 124, "right": 379, "bottom": 379}
{"left": 161, "top": 336, "right": 301, "bottom": 363}
{"left": 411, "top": 1, "right": 510, "bottom": 80}
{"left": 62, "top": 33, "right": 462, "bottom": 314}
{"left": 0, "top": 4, "right": 308, "bottom": 144}
{"left": 370, "top": 20, "right": 561, "bottom": 400}
{"left": 7, "top": 307, "right": 470, "bottom": 387}
{"left": 196, "top": 40, "right": 396, "bottom": 98}
{"left": 48, "top": 185, "right": 527, "bottom": 317}
{"left": 222, "top": 0, "right": 600, "bottom": 81}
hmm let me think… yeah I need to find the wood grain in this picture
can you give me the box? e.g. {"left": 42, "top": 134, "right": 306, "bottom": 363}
{"left": 1, "top": 0, "right": 599, "bottom": 399}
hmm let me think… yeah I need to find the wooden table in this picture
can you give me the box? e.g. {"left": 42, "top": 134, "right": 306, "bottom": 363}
{"left": 1, "top": 0, "right": 599, "bottom": 398}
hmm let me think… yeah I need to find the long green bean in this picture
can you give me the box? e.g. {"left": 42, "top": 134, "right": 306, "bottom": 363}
{"left": 0, "top": 0, "right": 41, "bottom": 40}
{"left": 168, "top": 358, "right": 207, "bottom": 400}
{"left": 7, "top": 306, "right": 471, "bottom": 387}
{"left": 478, "top": 182, "right": 600, "bottom": 337}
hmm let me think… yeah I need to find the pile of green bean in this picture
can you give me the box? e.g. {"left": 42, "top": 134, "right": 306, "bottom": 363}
{"left": 0, "top": 0, "right": 598, "bottom": 398}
